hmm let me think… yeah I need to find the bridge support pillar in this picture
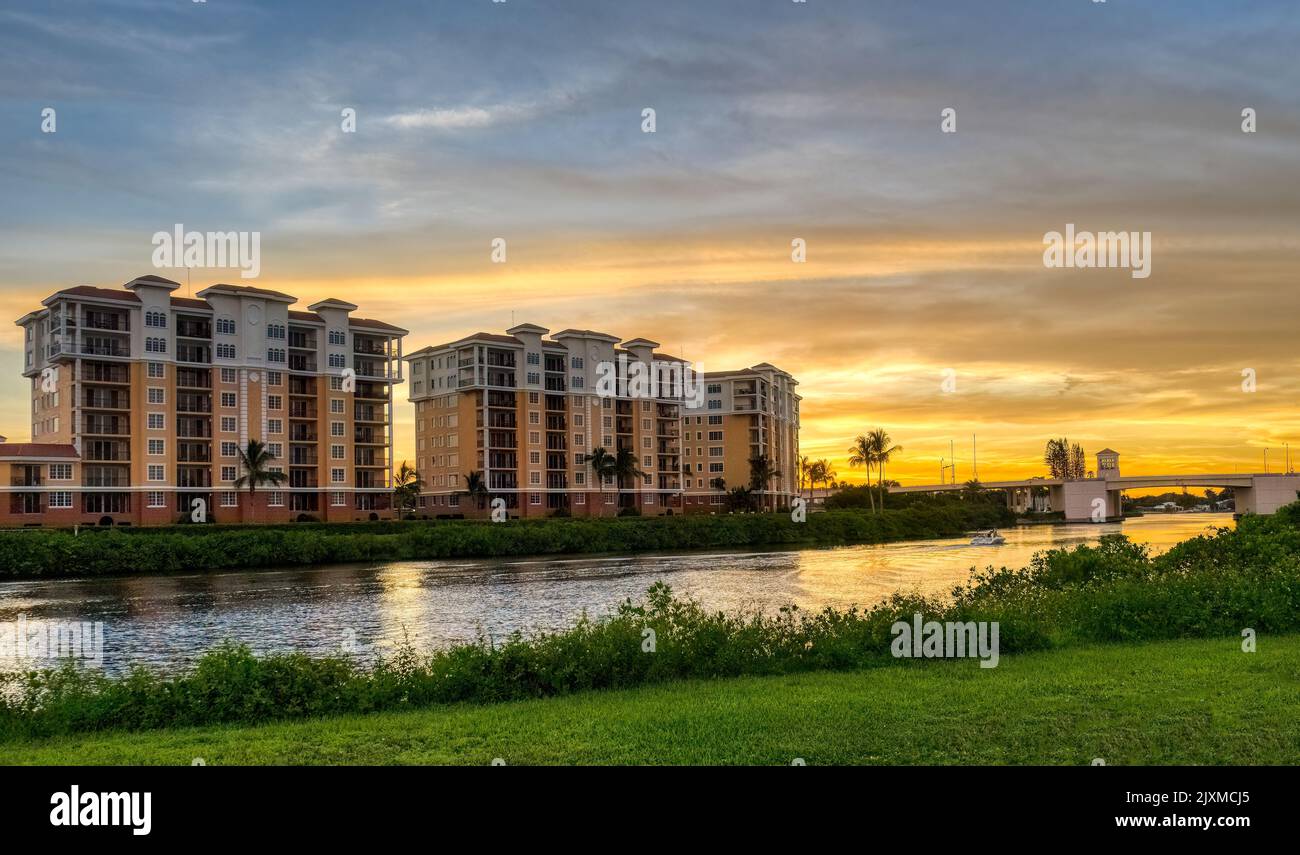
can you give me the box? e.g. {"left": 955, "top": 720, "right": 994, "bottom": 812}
{"left": 1054, "top": 480, "right": 1114, "bottom": 522}
{"left": 1235, "top": 475, "right": 1300, "bottom": 515}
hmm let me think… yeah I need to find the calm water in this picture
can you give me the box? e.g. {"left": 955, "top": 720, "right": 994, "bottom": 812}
{"left": 0, "top": 514, "right": 1233, "bottom": 673}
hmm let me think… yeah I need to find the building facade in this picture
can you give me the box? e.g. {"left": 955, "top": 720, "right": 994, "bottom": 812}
{"left": 681, "top": 364, "right": 800, "bottom": 512}
{"left": 405, "top": 324, "right": 798, "bottom": 517}
{"left": 4, "top": 276, "right": 406, "bottom": 526}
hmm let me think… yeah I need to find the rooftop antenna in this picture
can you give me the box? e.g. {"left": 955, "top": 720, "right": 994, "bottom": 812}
{"left": 972, "top": 434, "right": 978, "bottom": 482}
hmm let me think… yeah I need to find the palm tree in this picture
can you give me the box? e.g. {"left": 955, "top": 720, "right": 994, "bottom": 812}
{"left": 798, "top": 455, "right": 812, "bottom": 499}
{"left": 847, "top": 435, "right": 876, "bottom": 512}
{"left": 748, "top": 454, "right": 781, "bottom": 511}
{"left": 392, "top": 461, "right": 424, "bottom": 518}
{"left": 867, "top": 429, "right": 902, "bottom": 513}
{"left": 584, "top": 447, "right": 617, "bottom": 512}
{"left": 726, "top": 485, "right": 755, "bottom": 513}
{"left": 612, "top": 447, "right": 643, "bottom": 511}
{"left": 709, "top": 476, "right": 727, "bottom": 492}
{"left": 234, "top": 439, "right": 287, "bottom": 522}
{"left": 461, "top": 470, "right": 489, "bottom": 511}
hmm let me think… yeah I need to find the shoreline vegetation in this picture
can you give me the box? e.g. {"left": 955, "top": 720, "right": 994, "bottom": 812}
{"left": 4, "top": 634, "right": 1293, "bottom": 765}
{"left": 0, "top": 502, "right": 1013, "bottom": 580}
{"left": 3, "top": 503, "right": 1299, "bottom": 745}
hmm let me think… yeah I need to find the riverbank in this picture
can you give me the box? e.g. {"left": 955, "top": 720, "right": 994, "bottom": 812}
{"left": 4, "top": 634, "right": 1295, "bottom": 765}
{"left": 0, "top": 504, "right": 1013, "bottom": 579}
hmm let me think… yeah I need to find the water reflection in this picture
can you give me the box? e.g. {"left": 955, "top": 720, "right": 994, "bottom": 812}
{"left": 0, "top": 514, "right": 1232, "bottom": 673}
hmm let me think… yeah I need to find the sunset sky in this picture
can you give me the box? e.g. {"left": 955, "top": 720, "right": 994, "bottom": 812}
{"left": 2, "top": 0, "right": 1298, "bottom": 486}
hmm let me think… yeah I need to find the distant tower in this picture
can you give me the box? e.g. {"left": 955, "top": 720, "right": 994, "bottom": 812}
{"left": 1096, "top": 448, "right": 1120, "bottom": 481}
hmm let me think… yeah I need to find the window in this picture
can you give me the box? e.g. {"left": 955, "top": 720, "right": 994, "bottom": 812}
{"left": 147, "top": 492, "right": 166, "bottom": 508}
{"left": 268, "top": 491, "right": 284, "bottom": 507}
{"left": 147, "top": 387, "right": 165, "bottom": 404}
{"left": 267, "top": 395, "right": 282, "bottom": 410}
{"left": 267, "top": 323, "right": 285, "bottom": 340}
{"left": 147, "top": 362, "right": 165, "bottom": 378}
{"left": 331, "top": 444, "right": 345, "bottom": 460}
{"left": 571, "top": 357, "right": 584, "bottom": 369}
{"left": 145, "top": 337, "right": 167, "bottom": 354}
{"left": 529, "top": 471, "right": 540, "bottom": 485}
{"left": 267, "top": 371, "right": 281, "bottom": 386}
{"left": 221, "top": 392, "right": 237, "bottom": 408}
{"left": 331, "top": 468, "right": 345, "bottom": 483}
{"left": 330, "top": 399, "right": 344, "bottom": 414}
{"left": 145, "top": 310, "right": 167, "bottom": 328}
{"left": 216, "top": 343, "right": 236, "bottom": 359}
{"left": 268, "top": 419, "right": 282, "bottom": 434}
{"left": 49, "top": 491, "right": 73, "bottom": 509}
{"left": 149, "top": 441, "right": 165, "bottom": 460}
{"left": 526, "top": 352, "right": 540, "bottom": 365}
{"left": 221, "top": 368, "right": 237, "bottom": 383}
{"left": 708, "top": 431, "right": 723, "bottom": 441}
{"left": 328, "top": 329, "right": 346, "bottom": 346}
{"left": 330, "top": 376, "right": 343, "bottom": 391}
{"left": 708, "top": 415, "right": 722, "bottom": 425}
{"left": 572, "top": 376, "right": 584, "bottom": 388}
{"left": 707, "top": 384, "right": 722, "bottom": 394}
{"left": 528, "top": 431, "right": 540, "bottom": 445}
{"left": 221, "top": 442, "right": 238, "bottom": 457}
{"left": 709, "top": 447, "right": 723, "bottom": 457}
{"left": 530, "top": 493, "right": 541, "bottom": 505}
{"left": 148, "top": 413, "right": 165, "bottom": 430}
{"left": 48, "top": 463, "right": 72, "bottom": 480}
{"left": 221, "top": 492, "right": 238, "bottom": 508}
{"left": 528, "top": 392, "right": 539, "bottom": 404}
{"left": 331, "top": 421, "right": 345, "bottom": 437}
{"left": 529, "top": 412, "right": 540, "bottom": 425}
{"left": 221, "top": 466, "right": 237, "bottom": 482}
{"left": 331, "top": 492, "right": 346, "bottom": 506}
{"left": 575, "top": 492, "right": 586, "bottom": 504}
{"left": 328, "top": 353, "right": 346, "bottom": 368}
{"left": 707, "top": 400, "right": 722, "bottom": 410}
{"left": 220, "top": 417, "right": 237, "bottom": 433}
{"left": 216, "top": 317, "right": 237, "bottom": 335}
{"left": 147, "top": 465, "right": 165, "bottom": 481}
{"left": 575, "top": 472, "right": 586, "bottom": 485}
{"left": 268, "top": 443, "right": 283, "bottom": 457}
{"left": 709, "top": 462, "right": 724, "bottom": 473}
{"left": 529, "top": 451, "right": 541, "bottom": 465}
{"left": 267, "top": 348, "right": 286, "bottom": 363}
{"left": 526, "top": 372, "right": 540, "bottom": 385}
{"left": 574, "top": 433, "right": 585, "bottom": 448}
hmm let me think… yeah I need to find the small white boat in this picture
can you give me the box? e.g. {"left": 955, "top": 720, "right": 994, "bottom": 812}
{"left": 970, "top": 529, "right": 1005, "bottom": 546}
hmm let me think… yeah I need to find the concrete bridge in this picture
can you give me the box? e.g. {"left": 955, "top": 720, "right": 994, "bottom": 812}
{"left": 889, "top": 449, "right": 1300, "bottom": 522}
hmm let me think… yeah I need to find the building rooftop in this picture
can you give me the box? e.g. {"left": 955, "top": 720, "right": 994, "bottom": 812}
{"left": 0, "top": 443, "right": 80, "bottom": 459}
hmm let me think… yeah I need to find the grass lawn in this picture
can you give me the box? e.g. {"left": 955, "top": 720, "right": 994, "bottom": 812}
{"left": 3, "top": 634, "right": 1298, "bottom": 765}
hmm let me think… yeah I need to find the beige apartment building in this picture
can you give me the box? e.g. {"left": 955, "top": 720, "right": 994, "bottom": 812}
{"left": 681, "top": 364, "right": 801, "bottom": 512}
{"left": 3, "top": 275, "right": 406, "bottom": 526}
{"left": 406, "top": 324, "right": 798, "bottom": 517}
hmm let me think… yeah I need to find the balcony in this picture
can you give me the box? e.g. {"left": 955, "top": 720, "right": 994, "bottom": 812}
{"left": 176, "top": 368, "right": 212, "bottom": 389}
{"left": 354, "top": 406, "right": 385, "bottom": 423}
{"left": 177, "top": 470, "right": 212, "bottom": 489}
{"left": 289, "top": 403, "right": 313, "bottom": 419}
{"left": 289, "top": 333, "right": 317, "bottom": 350}
{"left": 289, "top": 472, "right": 319, "bottom": 488}
{"left": 83, "top": 313, "right": 129, "bottom": 332}
{"left": 489, "top": 473, "right": 517, "bottom": 490}
{"left": 177, "top": 344, "right": 211, "bottom": 364}
{"left": 177, "top": 444, "right": 212, "bottom": 463}
{"left": 177, "top": 320, "right": 212, "bottom": 339}
{"left": 84, "top": 391, "right": 129, "bottom": 409}
{"left": 81, "top": 342, "right": 130, "bottom": 358}
{"left": 83, "top": 365, "right": 130, "bottom": 383}
{"left": 289, "top": 450, "right": 318, "bottom": 465}
{"left": 289, "top": 355, "right": 317, "bottom": 372}
{"left": 177, "top": 394, "right": 212, "bottom": 414}
{"left": 83, "top": 417, "right": 129, "bottom": 436}
{"left": 10, "top": 474, "right": 42, "bottom": 487}
{"left": 353, "top": 341, "right": 388, "bottom": 356}
{"left": 289, "top": 427, "right": 318, "bottom": 442}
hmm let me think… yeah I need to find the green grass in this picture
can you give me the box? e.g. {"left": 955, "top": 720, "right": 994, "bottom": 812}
{"left": 5, "top": 634, "right": 1296, "bottom": 765}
